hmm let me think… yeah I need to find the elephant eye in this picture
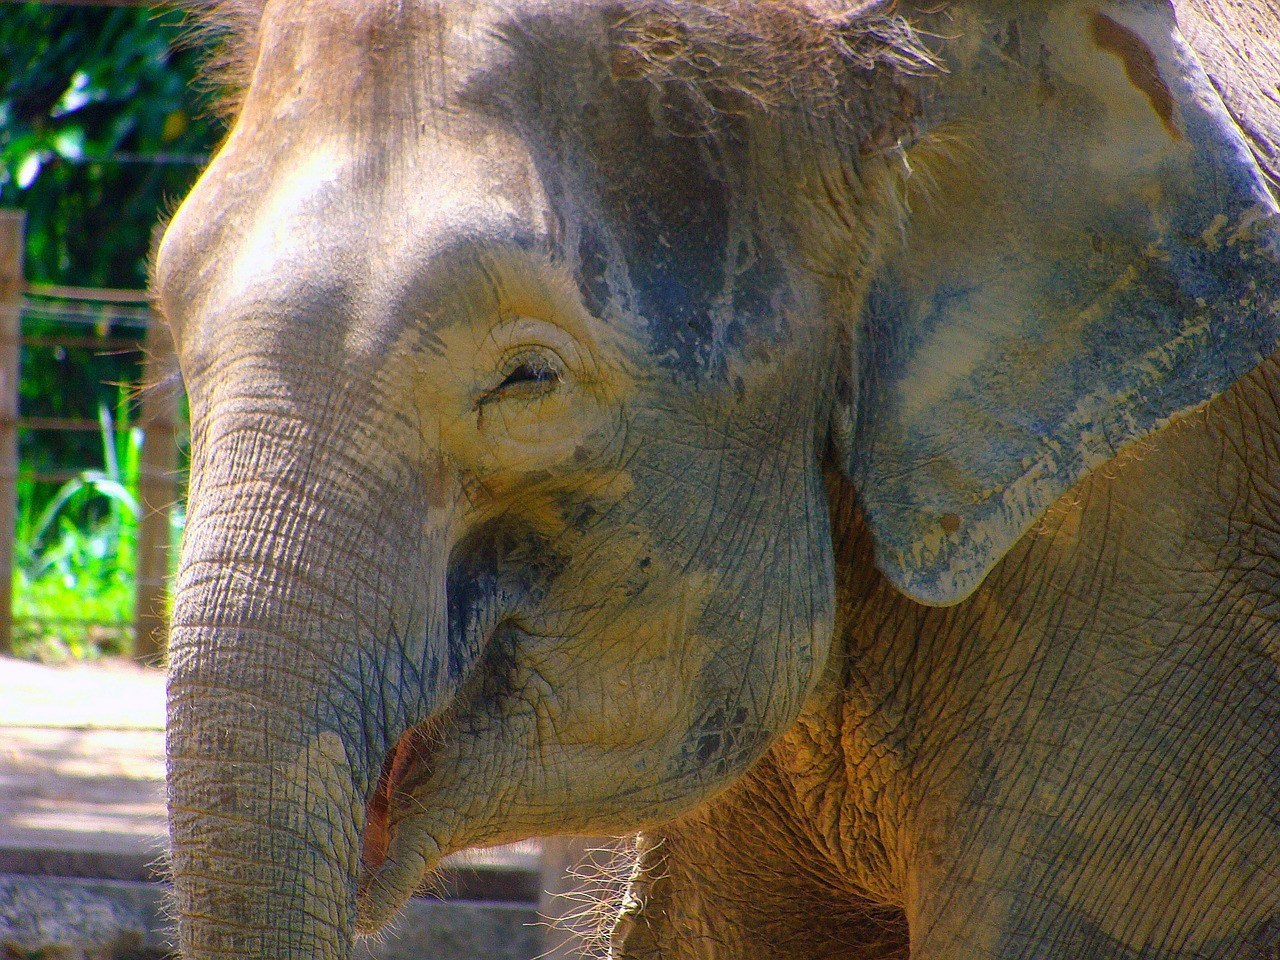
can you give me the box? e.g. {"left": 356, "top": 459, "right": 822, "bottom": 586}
{"left": 480, "top": 351, "right": 564, "bottom": 406}
{"left": 500, "top": 357, "right": 559, "bottom": 389}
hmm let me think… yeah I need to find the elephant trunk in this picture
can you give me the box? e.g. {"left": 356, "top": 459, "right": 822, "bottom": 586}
{"left": 167, "top": 649, "right": 365, "bottom": 960}
{"left": 166, "top": 410, "right": 456, "bottom": 959}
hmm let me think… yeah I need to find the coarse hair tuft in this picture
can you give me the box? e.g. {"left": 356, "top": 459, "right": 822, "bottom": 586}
{"left": 607, "top": 0, "right": 942, "bottom": 135}
{"left": 181, "top": 0, "right": 941, "bottom": 134}
{"left": 177, "top": 0, "right": 268, "bottom": 121}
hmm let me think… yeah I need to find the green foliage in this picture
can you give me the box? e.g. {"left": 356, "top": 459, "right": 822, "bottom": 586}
{"left": 0, "top": 4, "right": 222, "bottom": 286}
{"left": 2, "top": 4, "right": 215, "bottom": 514}
{"left": 18, "top": 304, "right": 148, "bottom": 499}
{"left": 11, "top": 389, "right": 179, "bottom": 662}
{"left": 0, "top": 7, "right": 207, "bottom": 659}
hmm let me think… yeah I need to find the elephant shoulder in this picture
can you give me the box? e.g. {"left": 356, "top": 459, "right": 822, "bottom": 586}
{"left": 1176, "top": 0, "right": 1280, "bottom": 188}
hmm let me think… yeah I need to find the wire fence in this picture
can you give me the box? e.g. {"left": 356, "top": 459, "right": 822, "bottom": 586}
{"left": 1, "top": 210, "right": 181, "bottom": 663}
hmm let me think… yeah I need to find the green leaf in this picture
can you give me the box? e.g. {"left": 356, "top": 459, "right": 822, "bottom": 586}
{"left": 16, "top": 150, "right": 43, "bottom": 189}
{"left": 52, "top": 70, "right": 92, "bottom": 117}
{"left": 52, "top": 127, "right": 84, "bottom": 161}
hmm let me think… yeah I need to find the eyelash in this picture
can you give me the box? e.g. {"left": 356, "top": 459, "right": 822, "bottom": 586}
{"left": 498, "top": 356, "right": 560, "bottom": 390}
{"left": 477, "top": 352, "right": 564, "bottom": 408}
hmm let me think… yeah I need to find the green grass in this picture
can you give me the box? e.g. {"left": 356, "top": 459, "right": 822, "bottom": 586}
{"left": 12, "top": 390, "right": 182, "bottom": 662}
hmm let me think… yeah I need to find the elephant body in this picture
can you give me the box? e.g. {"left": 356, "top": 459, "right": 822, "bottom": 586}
{"left": 624, "top": 401, "right": 1280, "bottom": 959}
{"left": 155, "top": 0, "right": 1280, "bottom": 957}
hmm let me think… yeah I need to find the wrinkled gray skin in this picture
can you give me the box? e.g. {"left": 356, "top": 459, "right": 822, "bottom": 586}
{"left": 156, "top": 0, "right": 1280, "bottom": 957}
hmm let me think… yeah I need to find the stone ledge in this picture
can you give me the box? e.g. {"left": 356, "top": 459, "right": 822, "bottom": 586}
{"left": 0, "top": 874, "right": 168, "bottom": 960}
{"left": 0, "top": 849, "right": 163, "bottom": 885}
{"left": 0, "top": 849, "right": 541, "bottom": 905}
{"left": 355, "top": 900, "right": 542, "bottom": 960}
{"left": 0, "top": 875, "right": 543, "bottom": 960}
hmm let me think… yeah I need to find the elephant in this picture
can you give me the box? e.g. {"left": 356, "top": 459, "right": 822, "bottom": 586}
{"left": 153, "top": 0, "right": 1280, "bottom": 957}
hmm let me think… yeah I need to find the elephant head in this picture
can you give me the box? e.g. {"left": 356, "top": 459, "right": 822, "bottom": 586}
{"left": 155, "top": 0, "right": 1280, "bottom": 957}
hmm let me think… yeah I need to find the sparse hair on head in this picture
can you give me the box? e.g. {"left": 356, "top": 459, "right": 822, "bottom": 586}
{"left": 184, "top": 0, "right": 940, "bottom": 131}
{"left": 178, "top": 0, "right": 269, "bottom": 120}
{"left": 608, "top": 0, "right": 941, "bottom": 135}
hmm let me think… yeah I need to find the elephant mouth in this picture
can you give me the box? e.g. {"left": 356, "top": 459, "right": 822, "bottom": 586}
{"left": 354, "top": 615, "right": 530, "bottom": 928}
{"left": 360, "top": 721, "right": 442, "bottom": 877}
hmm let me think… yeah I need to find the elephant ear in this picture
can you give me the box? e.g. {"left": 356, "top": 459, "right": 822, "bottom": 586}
{"left": 837, "top": 0, "right": 1280, "bottom": 605}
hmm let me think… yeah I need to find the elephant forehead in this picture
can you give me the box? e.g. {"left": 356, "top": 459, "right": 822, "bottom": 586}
{"left": 211, "top": 0, "right": 550, "bottom": 208}
{"left": 158, "top": 84, "right": 556, "bottom": 385}
{"left": 242, "top": 0, "right": 606, "bottom": 126}
{"left": 247, "top": 0, "right": 464, "bottom": 120}
{"left": 162, "top": 0, "right": 818, "bottom": 393}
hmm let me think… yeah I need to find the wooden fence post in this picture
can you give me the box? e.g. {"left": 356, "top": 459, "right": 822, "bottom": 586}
{"left": 0, "top": 212, "right": 24, "bottom": 657}
{"left": 133, "top": 305, "right": 178, "bottom": 664}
